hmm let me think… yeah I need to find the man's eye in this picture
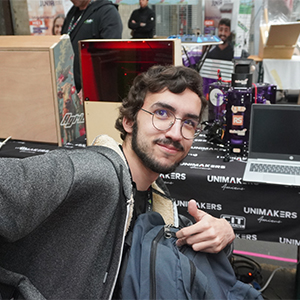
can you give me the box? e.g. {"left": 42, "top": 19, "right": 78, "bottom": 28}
{"left": 184, "top": 119, "right": 197, "bottom": 128}
{"left": 154, "top": 109, "right": 169, "bottom": 119}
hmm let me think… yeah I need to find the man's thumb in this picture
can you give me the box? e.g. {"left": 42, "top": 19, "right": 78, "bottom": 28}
{"left": 188, "top": 200, "right": 206, "bottom": 222}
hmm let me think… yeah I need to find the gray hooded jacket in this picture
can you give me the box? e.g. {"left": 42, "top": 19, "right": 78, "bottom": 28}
{"left": 0, "top": 135, "right": 177, "bottom": 299}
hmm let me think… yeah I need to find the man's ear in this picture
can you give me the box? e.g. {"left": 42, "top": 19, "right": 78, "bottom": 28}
{"left": 123, "top": 117, "right": 134, "bottom": 134}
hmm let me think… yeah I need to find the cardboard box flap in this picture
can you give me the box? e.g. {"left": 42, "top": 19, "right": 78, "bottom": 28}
{"left": 266, "top": 22, "right": 300, "bottom": 47}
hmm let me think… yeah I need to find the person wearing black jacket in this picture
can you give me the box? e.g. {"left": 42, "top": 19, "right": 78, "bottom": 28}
{"left": 61, "top": 0, "right": 123, "bottom": 93}
{"left": 206, "top": 18, "right": 234, "bottom": 61}
{"left": 128, "top": 0, "right": 155, "bottom": 38}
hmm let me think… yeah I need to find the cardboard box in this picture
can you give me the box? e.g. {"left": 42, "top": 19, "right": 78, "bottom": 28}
{"left": 0, "top": 35, "right": 85, "bottom": 145}
{"left": 259, "top": 22, "right": 300, "bottom": 59}
{"left": 84, "top": 101, "right": 122, "bottom": 145}
{"left": 79, "top": 39, "right": 182, "bottom": 145}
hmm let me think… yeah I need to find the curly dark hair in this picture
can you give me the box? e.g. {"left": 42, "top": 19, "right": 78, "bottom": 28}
{"left": 219, "top": 18, "right": 231, "bottom": 29}
{"left": 115, "top": 65, "right": 206, "bottom": 141}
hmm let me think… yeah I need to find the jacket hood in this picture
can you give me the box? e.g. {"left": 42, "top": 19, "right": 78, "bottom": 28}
{"left": 85, "top": 0, "right": 118, "bottom": 14}
{"left": 92, "top": 134, "right": 134, "bottom": 233}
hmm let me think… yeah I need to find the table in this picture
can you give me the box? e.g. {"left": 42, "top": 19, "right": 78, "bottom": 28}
{"left": 249, "top": 55, "right": 300, "bottom": 104}
{"left": 0, "top": 137, "right": 86, "bottom": 158}
{"left": 2, "top": 135, "right": 300, "bottom": 293}
{"left": 164, "top": 134, "right": 300, "bottom": 244}
{"left": 2, "top": 135, "right": 300, "bottom": 244}
{"left": 166, "top": 133, "right": 300, "bottom": 296}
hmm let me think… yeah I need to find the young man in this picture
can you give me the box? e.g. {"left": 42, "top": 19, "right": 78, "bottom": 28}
{"left": 0, "top": 65, "right": 234, "bottom": 299}
{"left": 61, "top": 0, "right": 123, "bottom": 93}
{"left": 128, "top": 0, "right": 155, "bottom": 38}
{"left": 206, "top": 18, "right": 234, "bottom": 61}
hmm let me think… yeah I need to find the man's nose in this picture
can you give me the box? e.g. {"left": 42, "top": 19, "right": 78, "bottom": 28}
{"left": 165, "top": 119, "right": 182, "bottom": 140}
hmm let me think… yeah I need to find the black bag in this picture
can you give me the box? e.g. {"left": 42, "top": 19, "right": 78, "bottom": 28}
{"left": 122, "top": 212, "right": 263, "bottom": 300}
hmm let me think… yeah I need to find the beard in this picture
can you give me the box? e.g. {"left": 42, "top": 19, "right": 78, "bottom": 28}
{"left": 131, "top": 122, "right": 184, "bottom": 174}
{"left": 219, "top": 34, "right": 229, "bottom": 44}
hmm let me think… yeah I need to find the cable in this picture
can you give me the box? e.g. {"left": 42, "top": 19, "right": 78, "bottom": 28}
{"left": 231, "top": 253, "right": 263, "bottom": 286}
{"left": 258, "top": 266, "right": 284, "bottom": 293}
{"left": 217, "top": 69, "right": 231, "bottom": 83}
{"left": 232, "top": 253, "right": 300, "bottom": 297}
{"left": 252, "top": 83, "right": 258, "bottom": 103}
{"left": 259, "top": 259, "right": 300, "bottom": 294}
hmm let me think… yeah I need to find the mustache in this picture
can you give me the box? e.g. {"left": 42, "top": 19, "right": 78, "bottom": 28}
{"left": 219, "top": 35, "right": 229, "bottom": 41}
{"left": 154, "top": 138, "right": 184, "bottom": 151}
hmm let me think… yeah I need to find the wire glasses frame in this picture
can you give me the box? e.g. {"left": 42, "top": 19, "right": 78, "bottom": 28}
{"left": 141, "top": 108, "right": 202, "bottom": 140}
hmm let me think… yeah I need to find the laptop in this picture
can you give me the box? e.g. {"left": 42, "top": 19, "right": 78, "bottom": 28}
{"left": 243, "top": 104, "right": 300, "bottom": 186}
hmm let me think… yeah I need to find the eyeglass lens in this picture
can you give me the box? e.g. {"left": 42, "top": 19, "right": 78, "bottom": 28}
{"left": 152, "top": 109, "right": 200, "bottom": 139}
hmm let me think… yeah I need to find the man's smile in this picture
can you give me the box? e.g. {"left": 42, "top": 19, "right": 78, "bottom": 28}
{"left": 155, "top": 138, "right": 184, "bottom": 154}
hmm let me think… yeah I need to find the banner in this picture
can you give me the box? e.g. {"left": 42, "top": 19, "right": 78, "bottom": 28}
{"left": 27, "top": 0, "right": 65, "bottom": 35}
{"left": 204, "top": 0, "right": 234, "bottom": 35}
{"left": 234, "top": 0, "right": 252, "bottom": 57}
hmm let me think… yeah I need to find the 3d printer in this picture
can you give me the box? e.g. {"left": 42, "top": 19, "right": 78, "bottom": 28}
{"left": 205, "top": 59, "right": 277, "bottom": 156}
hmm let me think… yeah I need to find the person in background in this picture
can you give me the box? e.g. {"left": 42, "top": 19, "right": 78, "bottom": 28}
{"left": 52, "top": 14, "right": 65, "bottom": 35}
{"left": 128, "top": 0, "right": 155, "bottom": 38}
{"left": 206, "top": 18, "right": 234, "bottom": 61}
{"left": 0, "top": 65, "right": 234, "bottom": 300}
{"left": 61, "top": 0, "right": 123, "bottom": 95}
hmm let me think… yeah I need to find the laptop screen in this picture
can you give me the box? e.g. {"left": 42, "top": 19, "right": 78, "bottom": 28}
{"left": 248, "top": 104, "right": 300, "bottom": 161}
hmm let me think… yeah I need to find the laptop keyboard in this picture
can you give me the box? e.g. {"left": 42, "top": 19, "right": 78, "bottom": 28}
{"left": 250, "top": 163, "right": 300, "bottom": 175}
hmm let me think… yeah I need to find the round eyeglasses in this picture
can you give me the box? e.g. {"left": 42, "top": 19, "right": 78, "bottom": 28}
{"left": 141, "top": 108, "right": 202, "bottom": 140}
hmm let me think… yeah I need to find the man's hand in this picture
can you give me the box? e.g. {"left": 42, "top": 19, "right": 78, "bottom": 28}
{"left": 176, "top": 200, "right": 235, "bottom": 253}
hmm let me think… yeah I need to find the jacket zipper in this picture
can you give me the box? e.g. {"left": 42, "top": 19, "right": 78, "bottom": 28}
{"left": 150, "top": 227, "right": 165, "bottom": 299}
{"left": 150, "top": 225, "right": 177, "bottom": 299}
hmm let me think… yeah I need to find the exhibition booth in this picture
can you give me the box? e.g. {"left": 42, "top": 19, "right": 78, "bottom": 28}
{"left": 1, "top": 33, "right": 300, "bottom": 241}
{"left": 1, "top": 19, "right": 300, "bottom": 296}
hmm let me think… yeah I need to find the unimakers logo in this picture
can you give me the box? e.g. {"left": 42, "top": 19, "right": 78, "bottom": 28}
{"left": 279, "top": 237, "right": 300, "bottom": 246}
{"left": 244, "top": 207, "right": 297, "bottom": 223}
{"left": 207, "top": 175, "right": 243, "bottom": 185}
{"left": 235, "top": 233, "right": 257, "bottom": 241}
{"left": 221, "top": 214, "right": 246, "bottom": 229}
{"left": 181, "top": 162, "right": 226, "bottom": 170}
{"left": 175, "top": 200, "right": 222, "bottom": 211}
{"left": 60, "top": 113, "right": 84, "bottom": 129}
{"left": 229, "top": 128, "right": 247, "bottom": 136}
{"left": 160, "top": 172, "right": 186, "bottom": 181}
{"left": 191, "top": 145, "right": 220, "bottom": 151}
{"left": 234, "top": 78, "right": 249, "bottom": 85}
{"left": 193, "top": 137, "right": 207, "bottom": 143}
{"left": 16, "top": 147, "right": 50, "bottom": 154}
{"left": 207, "top": 175, "right": 245, "bottom": 191}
